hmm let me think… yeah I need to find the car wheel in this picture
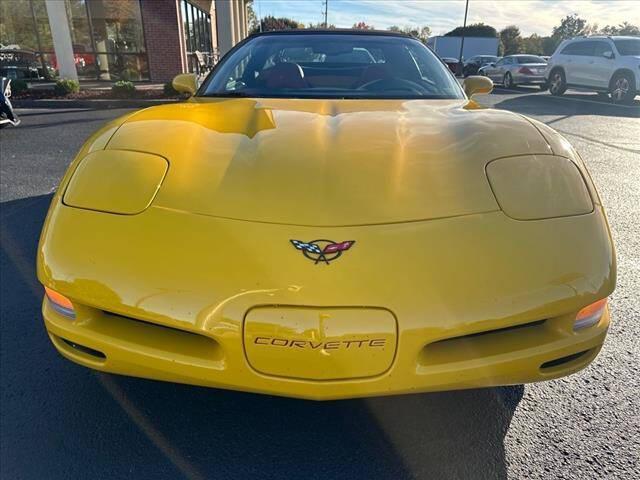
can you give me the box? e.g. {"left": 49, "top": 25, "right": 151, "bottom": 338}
{"left": 549, "top": 69, "right": 566, "bottom": 96}
{"left": 503, "top": 72, "right": 514, "bottom": 89}
{"left": 609, "top": 71, "right": 636, "bottom": 104}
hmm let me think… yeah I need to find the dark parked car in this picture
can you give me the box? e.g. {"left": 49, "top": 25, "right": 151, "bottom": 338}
{"left": 0, "top": 49, "right": 44, "bottom": 80}
{"left": 463, "top": 55, "right": 499, "bottom": 76}
{"left": 440, "top": 57, "right": 460, "bottom": 74}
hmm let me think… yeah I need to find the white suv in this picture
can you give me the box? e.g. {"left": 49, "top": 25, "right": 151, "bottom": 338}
{"left": 545, "top": 36, "right": 639, "bottom": 104}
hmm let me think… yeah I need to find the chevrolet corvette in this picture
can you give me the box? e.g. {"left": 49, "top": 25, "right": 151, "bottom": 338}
{"left": 38, "top": 31, "right": 615, "bottom": 400}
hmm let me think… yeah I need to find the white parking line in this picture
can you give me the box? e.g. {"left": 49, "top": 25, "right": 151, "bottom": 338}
{"left": 492, "top": 87, "right": 639, "bottom": 109}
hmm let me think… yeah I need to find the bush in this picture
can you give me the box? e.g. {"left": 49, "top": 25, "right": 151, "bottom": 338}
{"left": 163, "top": 81, "right": 179, "bottom": 96}
{"left": 111, "top": 80, "right": 136, "bottom": 97}
{"left": 10, "top": 79, "right": 29, "bottom": 95}
{"left": 54, "top": 79, "right": 80, "bottom": 96}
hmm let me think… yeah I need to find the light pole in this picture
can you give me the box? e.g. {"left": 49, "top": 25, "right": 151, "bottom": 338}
{"left": 457, "top": 0, "right": 469, "bottom": 77}
{"left": 323, "top": 0, "right": 328, "bottom": 28}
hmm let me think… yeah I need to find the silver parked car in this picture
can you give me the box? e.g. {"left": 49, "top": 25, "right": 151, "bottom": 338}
{"left": 479, "top": 54, "right": 548, "bottom": 89}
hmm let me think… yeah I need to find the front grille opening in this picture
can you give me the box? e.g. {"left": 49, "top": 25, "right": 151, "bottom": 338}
{"left": 102, "top": 310, "right": 207, "bottom": 339}
{"left": 420, "top": 318, "right": 548, "bottom": 367}
{"left": 61, "top": 338, "right": 106, "bottom": 360}
{"left": 540, "top": 349, "right": 591, "bottom": 370}
{"left": 98, "top": 310, "right": 224, "bottom": 364}
{"left": 435, "top": 319, "right": 546, "bottom": 343}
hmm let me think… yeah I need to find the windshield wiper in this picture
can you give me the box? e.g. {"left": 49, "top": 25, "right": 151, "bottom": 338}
{"left": 200, "top": 91, "right": 253, "bottom": 98}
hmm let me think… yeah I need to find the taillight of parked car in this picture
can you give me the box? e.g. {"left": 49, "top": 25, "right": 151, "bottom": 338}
{"left": 519, "top": 67, "right": 534, "bottom": 75}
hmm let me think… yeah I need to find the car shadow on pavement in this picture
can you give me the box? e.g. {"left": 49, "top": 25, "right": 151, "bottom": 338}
{"left": 1, "top": 194, "right": 523, "bottom": 480}
{"left": 490, "top": 90, "right": 640, "bottom": 118}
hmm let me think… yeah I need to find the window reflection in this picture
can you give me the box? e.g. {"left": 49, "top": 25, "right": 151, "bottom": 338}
{"left": 0, "top": 0, "right": 149, "bottom": 81}
{"left": 88, "top": 0, "right": 148, "bottom": 80}
{"left": 180, "top": 0, "right": 214, "bottom": 74}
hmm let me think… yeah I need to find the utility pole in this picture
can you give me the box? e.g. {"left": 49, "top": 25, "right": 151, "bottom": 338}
{"left": 323, "top": 0, "right": 328, "bottom": 28}
{"left": 457, "top": 0, "right": 469, "bottom": 77}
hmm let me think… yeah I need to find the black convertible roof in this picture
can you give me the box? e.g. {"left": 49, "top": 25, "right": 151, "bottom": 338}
{"left": 248, "top": 29, "right": 412, "bottom": 39}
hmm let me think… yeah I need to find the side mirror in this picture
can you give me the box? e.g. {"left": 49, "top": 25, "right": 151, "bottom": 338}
{"left": 172, "top": 73, "right": 197, "bottom": 95}
{"left": 463, "top": 75, "right": 493, "bottom": 97}
{"left": 603, "top": 51, "right": 614, "bottom": 60}
{"left": 488, "top": 63, "right": 496, "bottom": 67}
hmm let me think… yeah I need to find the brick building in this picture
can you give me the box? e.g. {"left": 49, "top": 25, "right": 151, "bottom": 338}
{"left": 0, "top": 0, "right": 250, "bottom": 83}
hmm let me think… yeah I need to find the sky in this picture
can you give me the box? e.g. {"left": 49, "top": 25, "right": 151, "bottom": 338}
{"left": 252, "top": 0, "right": 640, "bottom": 37}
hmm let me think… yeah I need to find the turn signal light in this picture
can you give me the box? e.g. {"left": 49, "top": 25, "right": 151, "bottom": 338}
{"left": 574, "top": 298, "right": 607, "bottom": 331}
{"left": 45, "top": 286, "right": 75, "bottom": 318}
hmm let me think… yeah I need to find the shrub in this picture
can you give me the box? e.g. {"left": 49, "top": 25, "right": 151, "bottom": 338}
{"left": 54, "top": 79, "right": 80, "bottom": 96}
{"left": 9, "top": 79, "right": 29, "bottom": 95}
{"left": 163, "top": 81, "right": 179, "bottom": 96}
{"left": 111, "top": 80, "right": 136, "bottom": 97}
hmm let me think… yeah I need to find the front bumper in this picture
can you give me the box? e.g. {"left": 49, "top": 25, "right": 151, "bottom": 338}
{"left": 39, "top": 203, "right": 615, "bottom": 400}
{"left": 44, "top": 299, "right": 609, "bottom": 400}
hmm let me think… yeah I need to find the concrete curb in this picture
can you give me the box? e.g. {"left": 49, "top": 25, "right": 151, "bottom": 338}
{"left": 13, "top": 98, "right": 181, "bottom": 109}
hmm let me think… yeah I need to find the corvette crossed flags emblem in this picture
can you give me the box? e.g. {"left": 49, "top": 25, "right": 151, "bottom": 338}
{"left": 290, "top": 239, "right": 355, "bottom": 265}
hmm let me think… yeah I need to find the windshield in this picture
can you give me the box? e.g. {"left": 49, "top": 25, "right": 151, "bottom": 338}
{"left": 480, "top": 56, "right": 498, "bottom": 64}
{"left": 613, "top": 39, "right": 640, "bottom": 56}
{"left": 516, "top": 55, "right": 546, "bottom": 64}
{"left": 199, "top": 33, "right": 464, "bottom": 99}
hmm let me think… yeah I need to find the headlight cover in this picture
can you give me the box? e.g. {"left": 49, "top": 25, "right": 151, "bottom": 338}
{"left": 63, "top": 149, "right": 168, "bottom": 215}
{"left": 486, "top": 155, "right": 593, "bottom": 220}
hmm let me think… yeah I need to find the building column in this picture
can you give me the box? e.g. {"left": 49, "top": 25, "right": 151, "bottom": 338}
{"left": 238, "top": 0, "right": 247, "bottom": 38}
{"left": 44, "top": 0, "right": 78, "bottom": 81}
{"left": 215, "top": 0, "right": 234, "bottom": 55}
{"left": 233, "top": 1, "right": 242, "bottom": 43}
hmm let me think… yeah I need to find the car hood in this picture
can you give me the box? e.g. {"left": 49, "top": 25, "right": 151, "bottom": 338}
{"left": 104, "top": 98, "right": 552, "bottom": 226}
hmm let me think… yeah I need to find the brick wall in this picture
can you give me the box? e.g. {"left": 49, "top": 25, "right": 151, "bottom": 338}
{"left": 140, "top": 0, "right": 185, "bottom": 83}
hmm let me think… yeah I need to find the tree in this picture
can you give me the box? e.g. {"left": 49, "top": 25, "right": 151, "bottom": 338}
{"left": 500, "top": 25, "right": 522, "bottom": 55}
{"left": 307, "top": 22, "right": 336, "bottom": 29}
{"left": 250, "top": 16, "right": 303, "bottom": 34}
{"left": 542, "top": 36, "right": 558, "bottom": 56}
{"left": 246, "top": 0, "right": 259, "bottom": 34}
{"left": 387, "top": 25, "right": 431, "bottom": 43}
{"left": 552, "top": 14, "right": 588, "bottom": 40}
{"left": 444, "top": 23, "right": 498, "bottom": 38}
{"left": 520, "top": 34, "right": 545, "bottom": 55}
{"left": 352, "top": 21, "right": 375, "bottom": 30}
{"left": 600, "top": 22, "right": 640, "bottom": 35}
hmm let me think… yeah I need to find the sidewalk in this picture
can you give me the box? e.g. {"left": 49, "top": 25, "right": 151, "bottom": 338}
{"left": 27, "top": 81, "right": 167, "bottom": 92}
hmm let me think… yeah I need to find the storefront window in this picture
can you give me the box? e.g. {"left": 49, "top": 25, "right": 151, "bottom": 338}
{"left": 86, "top": 0, "right": 148, "bottom": 80}
{"left": 66, "top": 0, "right": 93, "bottom": 54}
{"left": 180, "top": 0, "right": 214, "bottom": 74}
{"left": 0, "top": 0, "right": 149, "bottom": 81}
{"left": 0, "top": 0, "right": 39, "bottom": 51}
{"left": 0, "top": 0, "right": 55, "bottom": 78}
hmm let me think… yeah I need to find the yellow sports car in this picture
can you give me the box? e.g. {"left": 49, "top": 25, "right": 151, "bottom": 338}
{"left": 38, "top": 31, "right": 615, "bottom": 400}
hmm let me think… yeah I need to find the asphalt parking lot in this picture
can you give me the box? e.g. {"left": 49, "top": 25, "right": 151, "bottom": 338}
{"left": 1, "top": 88, "right": 638, "bottom": 479}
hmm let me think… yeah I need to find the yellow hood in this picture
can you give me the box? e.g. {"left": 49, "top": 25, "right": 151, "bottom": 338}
{"left": 104, "top": 98, "right": 552, "bottom": 226}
